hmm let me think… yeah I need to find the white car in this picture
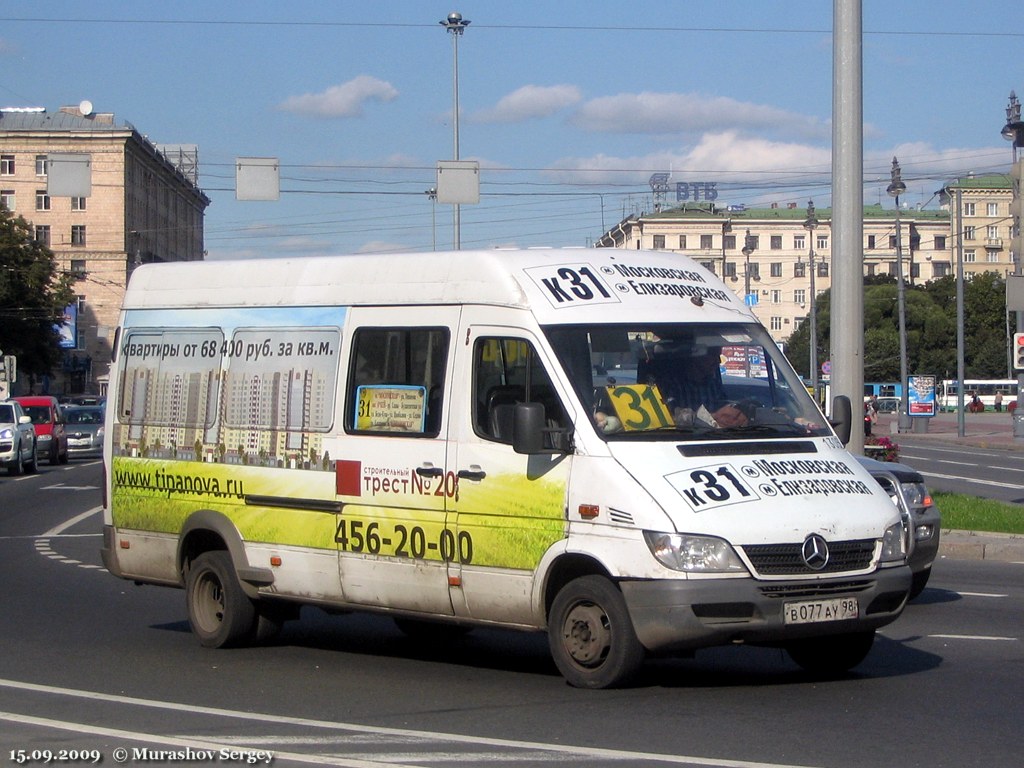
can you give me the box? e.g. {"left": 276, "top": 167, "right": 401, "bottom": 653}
{"left": 0, "top": 400, "right": 38, "bottom": 475}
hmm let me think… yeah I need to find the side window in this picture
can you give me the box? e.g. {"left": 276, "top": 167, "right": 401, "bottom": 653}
{"left": 346, "top": 327, "right": 448, "bottom": 437}
{"left": 474, "top": 337, "right": 568, "bottom": 444}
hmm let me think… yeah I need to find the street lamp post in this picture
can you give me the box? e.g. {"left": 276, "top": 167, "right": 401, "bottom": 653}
{"left": 887, "top": 157, "right": 910, "bottom": 432}
{"left": 804, "top": 201, "right": 819, "bottom": 401}
{"left": 1001, "top": 91, "right": 1024, "bottom": 438}
{"left": 440, "top": 11, "right": 470, "bottom": 250}
{"left": 742, "top": 229, "right": 755, "bottom": 304}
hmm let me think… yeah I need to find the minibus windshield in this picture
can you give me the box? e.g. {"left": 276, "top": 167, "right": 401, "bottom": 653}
{"left": 544, "top": 323, "right": 832, "bottom": 441}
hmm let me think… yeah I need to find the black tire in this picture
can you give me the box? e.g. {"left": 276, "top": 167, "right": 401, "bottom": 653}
{"left": 548, "top": 575, "right": 645, "bottom": 689}
{"left": 48, "top": 442, "right": 60, "bottom": 465}
{"left": 7, "top": 455, "right": 23, "bottom": 476}
{"left": 786, "top": 630, "right": 876, "bottom": 675}
{"left": 23, "top": 449, "right": 37, "bottom": 474}
{"left": 185, "top": 551, "right": 258, "bottom": 648}
{"left": 909, "top": 568, "right": 931, "bottom": 600}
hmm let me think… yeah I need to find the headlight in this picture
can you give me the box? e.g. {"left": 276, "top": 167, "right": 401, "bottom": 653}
{"left": 0, "top": 428, "right": 13, "bottom": 440}
{"left": 643, "top": 531, "right": 747, "bottom": 573}
{"left": 900, "top": 481, "right": 931, "bottom": 509}
{"left": 879, "top": 522, "right": 907, "bottom": 563}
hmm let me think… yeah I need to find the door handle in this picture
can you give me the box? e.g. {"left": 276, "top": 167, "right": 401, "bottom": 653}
{"left": 457, "top": 466, "right": 487, "bottom": 481}
{"left": 416, "top": 465, "right": 443, "bottom": 478}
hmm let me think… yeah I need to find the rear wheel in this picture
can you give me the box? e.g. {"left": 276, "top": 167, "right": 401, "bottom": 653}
{"left": 548, "top": 575, "right": 645, "bottom": 689}
{"left": 185, "top": 551, "right": 258, "bottom": 648}
{"left": 786, "top": 630, "right": 876, "bottom": 675}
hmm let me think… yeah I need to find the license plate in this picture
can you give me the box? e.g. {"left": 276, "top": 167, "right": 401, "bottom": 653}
{"left": 784, "top": 597, "right": 859, "bottom": 625}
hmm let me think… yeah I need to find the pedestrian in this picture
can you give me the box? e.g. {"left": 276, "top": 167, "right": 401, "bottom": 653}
{"left": 994, "top": 392, "right": 1003, "bottom": 412}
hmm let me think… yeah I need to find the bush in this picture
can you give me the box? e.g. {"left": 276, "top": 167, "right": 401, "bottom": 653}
{"left": 864, "top": 435, "right": 900, "bottom": 462}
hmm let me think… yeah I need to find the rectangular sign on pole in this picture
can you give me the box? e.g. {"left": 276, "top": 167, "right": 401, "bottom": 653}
{"left": 907, "top": 374, "right": 936, "bottom": 417}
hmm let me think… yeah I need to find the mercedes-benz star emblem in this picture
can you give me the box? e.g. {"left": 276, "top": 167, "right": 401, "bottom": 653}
{"left": 801, "top": 534, "right": 830, "bottom": 570}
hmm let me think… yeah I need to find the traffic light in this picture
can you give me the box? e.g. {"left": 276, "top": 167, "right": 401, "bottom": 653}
{"left": 1015, "top": 332, "right": 1024, "bottom": 371}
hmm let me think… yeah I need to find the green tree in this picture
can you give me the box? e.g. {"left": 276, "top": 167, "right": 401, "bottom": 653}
{"left": 0, "top": 205, "right": 76, "bottom": 377}
{"left": 785, "top": 271, "right": 1014, "bottom": 382}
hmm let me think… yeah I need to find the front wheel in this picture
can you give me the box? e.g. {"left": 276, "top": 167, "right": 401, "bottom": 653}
{"left": 786, "top": 630, "right": 875, "bottom": 675}
{"left": 185, "top": 551, "right": 258, "bottom": 648}
{"left": 548, "top": 575, "right": 645, "bottom": 689}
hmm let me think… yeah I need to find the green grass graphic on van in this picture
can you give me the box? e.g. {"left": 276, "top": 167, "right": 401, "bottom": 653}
{"left": 110, "top": 457, "right": 338, "bottom": 549}
{"left": 456, "top": 471, "right": 568, "bottom": 570}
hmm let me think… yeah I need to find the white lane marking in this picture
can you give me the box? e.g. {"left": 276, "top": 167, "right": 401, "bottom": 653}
{"left": 0, "top": 678, "right": 822, "bottom": 768}
{"left": 910, "top": 470, "right": 1024, "bottom": 490}
{"left": 928, "top": 635, "right": 1017, "bottom": 641}
{"left": 956, "top": 591, "right": 1007, "bottom": 598}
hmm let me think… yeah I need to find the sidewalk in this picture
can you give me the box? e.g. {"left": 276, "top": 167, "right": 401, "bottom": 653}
{"left": 870, "top": 410, "right": 1024, "bottom": 563}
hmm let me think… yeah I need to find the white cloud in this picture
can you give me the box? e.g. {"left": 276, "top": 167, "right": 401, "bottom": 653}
{"left": 571, "top": 91, "right": 827, "bottom": 140}
{"left": 278, "top": 75, "right": 398, "bottom": 118}
{"left": 471, "top": 84, "right": 583, "bottom": 124}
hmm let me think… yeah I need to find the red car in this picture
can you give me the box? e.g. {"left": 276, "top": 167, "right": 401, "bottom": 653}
{"left": 12, "top": 395, "right": 69, "bottom": 465}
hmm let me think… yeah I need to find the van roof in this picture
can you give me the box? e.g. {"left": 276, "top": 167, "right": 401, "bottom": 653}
{"left": 122, "top": 248, "right": 752, "bottom": 325}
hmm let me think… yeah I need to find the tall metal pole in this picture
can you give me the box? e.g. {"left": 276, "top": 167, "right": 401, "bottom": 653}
{"left": 1002, "top": 92, "right": 1024, "bottom": 437}
{"left": 804, "top": 201, "right": 819, "bottom": 401}
{"left": 888, "top": 157, "right": 909, "bottom": 432}
{"left": 440, "top": 12, "right": 470, "bottom": 250}
{"left": 832, "top": 0, "right": 865, "bottom": 452}
{"left": 956, "top": 188, "right": 966, "bottom": 437}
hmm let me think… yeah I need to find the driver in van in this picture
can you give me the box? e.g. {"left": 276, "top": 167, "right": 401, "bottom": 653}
{"left": 649, "top": 345, "right": 751, "bottom": 429}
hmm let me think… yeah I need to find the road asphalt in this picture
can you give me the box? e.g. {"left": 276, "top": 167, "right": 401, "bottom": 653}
{"left": 870, "top": 409, "right": 1024, "bottom": 564}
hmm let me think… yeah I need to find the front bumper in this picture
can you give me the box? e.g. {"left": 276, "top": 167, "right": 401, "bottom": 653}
{"left": 620, "top": 565, "right": 911, "bottom": 654}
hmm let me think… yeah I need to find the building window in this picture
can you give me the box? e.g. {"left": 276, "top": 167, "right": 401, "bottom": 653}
{"left": 866, "top": 235, "right": 876, "bottom": 249}
{"left": 724, "top": 262, "right": 737, "bottom": 278}
{"left": 816, "top": 235, "right": 828, "bottom": 250}
{"left": 36, "top": 190, "right": 50, "bottom": 211}
{"left": 36, "top": 155, "right": 47, "bottom": 176}
{"left": 770, "top": 262, "right": 783, "bottom": 278}
{"left": 987, "top": 251, "right": 1000, "bottom": 263}
{"left": 935, "top": 235, "right": 946, "bottom": 250}
{"left": 723, "top": 234, "right": 736, "bottom": 250}
{"left": 794, "top": 234, "right": 806, "bottom": 250}
{"left": 71, "top": 196, "right": 87, "bottom": 211}
{"left": 678, "top": 235, "right": 687, "bottom": 249}
{"left": 866, "top": 264, "right": 876, "bottom": 277}
{"left": 652, "top": 234, "right": 665, "bottom": 249}
{"left": 700, "top": 260, "right": 716, "bottom": 274}
{"left": 910, "top": 263, "right": 920, "bottom": 279}
{"left": 986, "top": 225, "right": 999, "bottom": 239}
{"left": 0, "top": 190, "right": 13, "bottom": 211}
{"left": 70, "top": 259, "right": 87, "bottom": 278}
{"left": 964, "top": 226, "right": 975, "bottom": 241}
{"left": 933, "top": 262, "right": 950, "bottom": 277}
{"left": 794, "top": 261, "right": 806, "bottom": 278}
{"left": 700, "top": 234, "right": 714, "bottom": 250}
{"left": 770, "top": 235, "right": 783, "bottom": 250}
{"left": 964, "top": 250, "right": 976, "bottom": 263}
{"left": 34, "top": 225, "right": 50, "bottom": 246}
{"left": 987, "top": 202, "right": 999, "bottom": 216}
{"left": 1, "top": 155, "right": 14, "bottom": 175}
{"left": 794, "top": 289, "right": 806, "bottom": 305}
{"left": 770, "top": 290, "right": 782, "bottom": 303}
{"left": 770, "top": 316, "right": 783, "bottom": 332}
{"left": 747, "top": 263, "right": 760, "bottom": 280}
{"left": 963, "top": 202, "right": 975, "bottom": 216}
{"left": 71, "top": 225, "right": 87, "bottom": 246}
{"left": 817, "top": 261, "right": 829, "bottom": 278}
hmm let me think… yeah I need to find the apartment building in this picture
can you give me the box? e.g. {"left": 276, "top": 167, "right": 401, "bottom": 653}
{"left": 0, "top": 104, "right": 209, "bottom": 395}
{"left": 597, "top": 174, "right": 1016, "bottom": 343}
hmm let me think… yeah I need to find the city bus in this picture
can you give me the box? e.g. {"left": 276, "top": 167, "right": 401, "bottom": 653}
{"left": 937, "top": 379, "right": 1018, "bottom": 411}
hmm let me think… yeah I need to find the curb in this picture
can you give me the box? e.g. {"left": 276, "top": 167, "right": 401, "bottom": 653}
{"left": 938, "top": 530, "right": 1024, "bottom": 563}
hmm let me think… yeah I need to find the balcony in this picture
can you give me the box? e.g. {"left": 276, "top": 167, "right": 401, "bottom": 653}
{"left": 985, "top": 238, "right": 1003, "bottom": 250}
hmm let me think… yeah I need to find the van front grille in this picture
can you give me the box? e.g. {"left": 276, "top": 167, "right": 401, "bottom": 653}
{"left": 742, "top": 539, "right": 876, "bottom": 576}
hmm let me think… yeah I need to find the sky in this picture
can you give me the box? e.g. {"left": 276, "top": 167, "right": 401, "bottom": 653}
{"left": 1, "top": 1, "right": 1022, "bottom": 260}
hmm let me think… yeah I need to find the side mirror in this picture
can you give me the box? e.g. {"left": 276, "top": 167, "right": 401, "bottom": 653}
{"left": 830, "top": 395, "right": 852, "bottom": 445}
{"left": 512, "top": 402, "right": 546, "bottom": 455}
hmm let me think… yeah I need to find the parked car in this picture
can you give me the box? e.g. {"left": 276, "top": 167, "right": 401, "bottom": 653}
{"left": 858, "top": 455, "right": 941, "bottom": 599}
{"left": 12, "top": 395, "right": 69, "bottom": 465}
{"left": 63, "top": 404, "right": 105, "bottom": 458}
{"left": 0, "top": 400, "right": 38, "bottom": 475}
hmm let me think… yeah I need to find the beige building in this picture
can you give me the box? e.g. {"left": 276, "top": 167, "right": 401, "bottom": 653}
{"left": 597, "top": 174, "right": 1017, "bottom": 343}
{"left": 0, "top": 104, "right": 209, "bottom": 396}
